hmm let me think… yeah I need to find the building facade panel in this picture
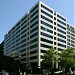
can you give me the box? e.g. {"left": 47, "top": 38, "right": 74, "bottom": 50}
{"left": 4, "top": 1, "right": 75, "bottom": 67}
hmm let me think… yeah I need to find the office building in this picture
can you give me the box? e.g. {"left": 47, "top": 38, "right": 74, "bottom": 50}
{"left": 4, "top": 1, "right": 75, "bottom": 67}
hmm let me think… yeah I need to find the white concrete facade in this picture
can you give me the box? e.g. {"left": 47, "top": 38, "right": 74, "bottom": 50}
{"left": 4, "top": 1, "right": 75, "bottom": 67}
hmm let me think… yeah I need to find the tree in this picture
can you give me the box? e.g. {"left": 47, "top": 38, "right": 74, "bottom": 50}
{"left": 42, "top": 48, "right": 58, "bottom": 70}
{"left": 60, "top": 48, "right": 75, "bottom": 73}
{"left": 0, "top": 55, "right": 20, "bottom": 75}
{"left": 0, "top": 41, "right": 4, "bottom": 55}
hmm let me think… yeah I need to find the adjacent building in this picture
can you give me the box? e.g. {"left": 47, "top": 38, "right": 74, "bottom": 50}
{"left": 4, "top": 1, "right": 75, "bottom": 67}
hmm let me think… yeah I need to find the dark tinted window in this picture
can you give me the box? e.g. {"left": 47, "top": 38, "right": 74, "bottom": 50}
{"left": 57, "top": 28, "right": 66, "bottom": 34}
{"left": 41, "top": 32, "right": 53, "bottom": 39}
{"left": 41, "top": 44, "right": 52, "bottom": 48}
{"left": 41, "top": 15, "right": 53, "bottom": 23}
{"left": 30, "top": 10, "right": 38, "bottom": 18}
{"left": 41, "top": 21, "right": 53, "bottom": 28}
{"left": 30, "top": 38, "right": 38, "bottom": 44}
{"left": 30, "top": 50, "right": 37, "bottom": 54}
{"left": 41, "top": 9, "right": 53, "bottom": 18}
{"left": 57, "top": 24, "right": 66, "bottom": 30}
{"left": 30, "top": 32, "right": 38, "bottom": 39}
{"left": 30, "top": 20, "right": 38, "bottom": 28}
{"left": 58, "top": 43, "right": 66, "bottom": 48}
{"left": 41, "top": 38, "right": 53, "bottom": 44}
{"left": 30, "top": 5, "right": 38, "bottom": 13}
{"left": 30, "top": 15, "right": 38, "bottom": 23}
{"left": 30, "top": 56, "right": 37, "bottom": 60}
{"left": 58, "top": 33, "right": 66, "bottom": 39}
{"left": 57, "top": 19, "right": 66, "bottom": 26}
{"left": 30, "top": 26, "right": 38, "bottom": 33}
{"left": 41, "top": 4, "right": 53, "bottom": 13}
{"left": 58, "top": 38, "right": 66, "bottom": 43}
{"left": 57, "top": 14, "right": 66, "bottom": 21}
{"left": 30, "top": 44, "right": 38, "bottom": 49}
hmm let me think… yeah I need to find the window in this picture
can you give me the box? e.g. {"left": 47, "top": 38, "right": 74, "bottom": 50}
{"left": 21, "top": 20, "right": 27, "bottom": 26}
{"left": 54, "top": 37, "right": 56, "bottom": 40}
{"left": 21, "top": 43, "right": 26, "bottom": 48}
{"left": 30, "top": 56, "right": 37, "bottom": 60}
{"left": 41, "top": 9, "right": 53, "bottom": 18}
{"left": 54, "top": 17, "right": 56, "bottom": 20}
{"left": 41, "top": 32, "right": 53, "bottom": 39}
{"left": 16, "top": 38, "right": 20, "bottom": 42}
{"left": 57, "top": 19, "right": 66, "bottom": 26}
{"left": 21, "top": 58, "right": 26, "bottom": 61}
{"left": 54, "top": 22, "right": 56, "bottom": 25}
{"left": 47, "top": 29, "right": 53, "bottom": 33}
{"left": 54, "top": 47, "right": 56, "bottom": 50}
{"left": 21, "top": 34, "right": 26, "bottom": 39}
{"left": 58, "top": 33, "right": 66, "bottom": 39}
{"left": 16, "top": 30, "right": 20, "bottom": 34}
{"left": 16, "top": 26, "right": 20, "bottom": 30}
{"left": 54, "top": 27, "right": 56, "bottom": 30}
{"left": 21, "top": 24, "right": 27, "bottom": 30}
{"left": 41, "top": 15, "right": 53, "bottom": 23}
{"left": 30, "top": 38, "right": 38, "bottom": 44}
{"left": 41, "top": 44, "right": 52, "bottom": 48}
{"left": 21, "top": 15, "right": 27, "bottom": 22}
{"left": 30, "top": 4, "right": 38, "bottom": 13}
{"left": 27, "top": 37, "right": 29, "bottom": 40}
{"left": 30, "top": 15, "right": 38, "bottom": 23}
{"left": 41, "top": 38, "right": 53, "bottom": 44}
{"left": 30, "top": 50, "right": 37, "bottom": 54}
{"left": 54, "top": 32, "right": 56, "bottom": 35}
{"left": 16, "top": 42, "right": 20, "bottom": 46}
{"left": 57, "top": 28, "right": 66, "bottom": 34}
{"left": 58, "top": 38, "right": 66, "bottom": 43}
{"left": 27, "top": 32, "right": 29, "bottom": 35}
{"left": 21, "top": 48, "right": 26, "bottom": 52}
{"left": 28, "top": 22, "right": 29, "bottom": 25}
{"left": 30, "top": 32, "right": 38, "bottom": 39}
{"left": 67, "top": 31, "right": 70, "bottom": 34}
{"left": 30, "top": 26, "right": 38, "bottom": 33}
{"left": 57, "top": 24, "right": 66, "bottom": 30}
{"left": 41, "top": 21, "right": 53, "bottom": 28}
{"left": 16, "top": 34, "right": 20, "bottom": 38}
{"left": 57, "top": 14, "right": 66, "bottom": 21}
{"left": 41, "top": 26, "right": 53, "bottom": 34}
{"left": 41, "top": 26, "right": 46, "bottom": 31}
{"left": 30, "top": 10, "right": 38, "bottom": 18}
{"left": 54, "top": 42, "right": 56, "bottom": 45}
{"left": 21, "top": 29, "right": 26, "bottom": 35}
{"left": 41, "top": 4, "right": 53, "bottom": 13}
{"left": 30, "top": 44, "right": 38, "bottom": 49}
{"left": 21, "top": 53, "right": 26, "bottom": 56}
{"left": 16, "top": 22, "right": 20, "bottom": 27}
{"left": 21, "top": 15, "right": 27, "bottom": 21}
{"left": 27, "top": 42, "right": 29, "bottom": 45}
{"left": 27, "top": 47, "right": 29, "bottom": 50}
{"left": 30, "top": 20, "right": 38, "bottom": 28}
{"left": 58, "top": 43, "right": 66, "bottom": 48}
{"left": 41, "top": 49, "right": 47, "bottom": 53}
{"left": 28, "top": 17, "right": 29, "bottom": 20}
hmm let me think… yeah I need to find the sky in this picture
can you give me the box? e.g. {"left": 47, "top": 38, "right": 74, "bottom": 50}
{"left": 0, "top": 0, "right": 74, "bottom": 43}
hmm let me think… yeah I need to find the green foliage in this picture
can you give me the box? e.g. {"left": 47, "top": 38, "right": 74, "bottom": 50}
{"left": 42, "top": 48, "right": 58, "bottom": 69}
{"left": 0, "top": 55, "right": 20, "bottom": 74}
{"left": 60, "top": 48, "right": 75, "bottom": 68}
{"left": 42, "top": 47, "right": 75, "bottom": 73}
